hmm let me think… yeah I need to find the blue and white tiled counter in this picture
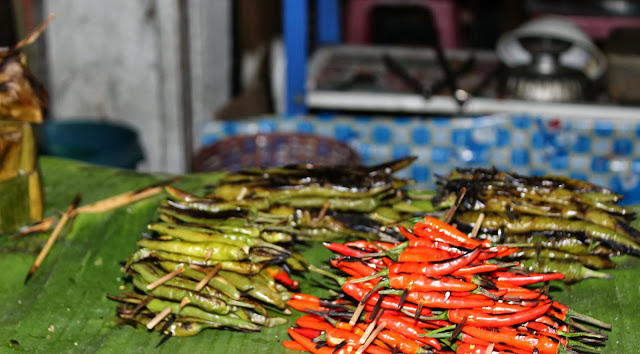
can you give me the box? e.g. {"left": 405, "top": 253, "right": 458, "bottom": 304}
{"left": 201, "top": 113, "right": 640, "bottom": 204}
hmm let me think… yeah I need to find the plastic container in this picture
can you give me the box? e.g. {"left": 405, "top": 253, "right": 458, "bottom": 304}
{"left": 38, "top": 119, "right": 144, "bottom": 169}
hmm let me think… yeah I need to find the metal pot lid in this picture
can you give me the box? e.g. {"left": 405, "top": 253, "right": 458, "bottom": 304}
{"left": 496, "top": 16, "right": 607, "bottom": 80}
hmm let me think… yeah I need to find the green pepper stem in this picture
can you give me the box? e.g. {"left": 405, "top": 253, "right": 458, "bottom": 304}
{"left": 349, "top": 268, "right": 388, "bottom": 284}
{"left": 308, "top": 264, "right": 347, "bottom": 286}
{"left": 566, "top": 308, "right": 612, "bottom": 330}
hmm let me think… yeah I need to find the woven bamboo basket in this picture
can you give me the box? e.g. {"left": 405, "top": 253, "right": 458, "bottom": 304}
{"left": 192, "top": 133, "right": 360, "bottom": 172}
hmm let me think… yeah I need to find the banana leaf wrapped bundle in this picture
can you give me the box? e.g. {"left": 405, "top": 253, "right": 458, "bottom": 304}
{"left": 433, "top": 167, "right": 640, "bottom": 282}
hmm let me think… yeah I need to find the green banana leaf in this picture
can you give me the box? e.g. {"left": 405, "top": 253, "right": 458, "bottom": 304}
{"left": 0, "top": 157, "right": 638, "bottom": 353}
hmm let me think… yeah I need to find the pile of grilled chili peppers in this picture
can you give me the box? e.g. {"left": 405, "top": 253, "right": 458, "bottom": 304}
{"left": 285, "top": 216, "right": 611, "bottom": 353}
{"left": 108, "top": 157, "right": 432, "bottom": 340}
{"left": 433, "top": 167, "right": 640, "bottom": 282}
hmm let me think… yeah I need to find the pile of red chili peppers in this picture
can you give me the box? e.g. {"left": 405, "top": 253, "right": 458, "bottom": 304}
{"left": 283, "top": 216, "right": 611, "bottom": 353}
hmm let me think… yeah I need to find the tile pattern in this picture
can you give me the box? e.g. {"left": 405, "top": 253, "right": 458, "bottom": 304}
{"left": 201, "top": 114, "right": 640, "bottom": 204}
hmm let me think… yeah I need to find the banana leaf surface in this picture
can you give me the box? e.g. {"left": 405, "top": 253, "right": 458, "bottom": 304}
{"left": 0, "top": 157, "right": 638, "bottom": 353}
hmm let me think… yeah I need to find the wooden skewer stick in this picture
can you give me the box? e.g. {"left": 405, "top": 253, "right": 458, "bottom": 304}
{"left": 469, "top": 212, "right": 485, "bottom": 239}
{"left": 349, "top": 301, "right": 366, "bottom": 326}
{"left": 356, "top": 321, "right": 387, "bottom": 354}
{"left": 485, "top": 342, "right": 495, "bottom": 354}
{"left": 235, "top": 187, "right": 248, "bottom": 201}
{"left": 146, "top": 307, "right": 172, "bottom": 330}
{"left": 25, "top": 194, "right": 81, "bottom": 284}
{"left": 359, "top": 308, "right": 385, "bottom": 344}
{"left": 130, "top": 296, "right": 155, "bottom": 316}
{"left": 146, "top": 267, "right": 184, "bottom": 290}
{"left": 76, "top": 177, "right": 179, "bottom": 214}
{"left": 179, "top": 297, "right": 191, "bottom": 309}
{"left": 9, "top": 216, "right": 56, "bottom": 240}
{"left": 194, "top": 264, "right": 222, "bottom": 292}
{"left": 443, "top": 187, "right": 466, "bottom": 224}
{"left": 202, "top": 248, "right": 214, "bottom": 263}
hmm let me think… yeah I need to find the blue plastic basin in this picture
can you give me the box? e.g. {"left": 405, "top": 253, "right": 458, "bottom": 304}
{"left": 38, "top": 119, "right": 144, "bottom": 169}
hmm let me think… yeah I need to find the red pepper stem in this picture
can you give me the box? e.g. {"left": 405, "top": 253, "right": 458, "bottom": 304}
{"left": 350, "top": 268, "right": 388, "bottom": 284}
{"left": 565, "top": 308, "right": 612, "bottom": 330}
{"left": 308, "top": 264, "right": 347, "bottom": 286}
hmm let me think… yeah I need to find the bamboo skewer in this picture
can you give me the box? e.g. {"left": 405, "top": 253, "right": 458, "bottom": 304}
{"left": 356, "top": 321, "right": 387, "bottom": 354}
{"left": 146, "top": 267, "right": 185, "bottom": 290}
{"left": 75, "top": 177, "right": 179, "bottom": 214}
{"left": 24, "top": 194, "right": 81, "bottom": 283}
{"left": 470, "top": 212, "right": 485, "bottom": 239}
{"left": 349, "top": 301, "right": 366, "bottom": 326}
{"left": 146, "top": 307, "right": 172, "bottom": 330}
{"left": 194, "top": 264, "right": 222, "bottom": 292}
{"left": 9, "top": 178, "right": 180, "bottom": 241}
{"left": 9, "top": 216, "right": 55, "bottom": 240}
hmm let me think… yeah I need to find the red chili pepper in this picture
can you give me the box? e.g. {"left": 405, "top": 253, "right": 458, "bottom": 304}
{"left": 291, "top": 326, "right": 323, "bottom": 339}
{"left": 292, "top": 293, "right": 322, "bottom": 303}
{"left": 451, "top": 263, "right": 500, "bottom": 276}
{"left": 296, "top": 314, "right": 336, "bottom": 331}
{"left": 342, "top": 282, "right": 432, "bottom": 316}
{"left": 534, "top": 315, "right": 570, "bottom": 332}
{"left": 493, "top": 247, "right": 520, "bottom": 258}
{"left": 448, "top": 301, "right": 552, "bottom": 327}
{"left": 481, "top": 302, "right": 534, "bottom": 314}
{"left": 340, "top": 322, "right": 393, "bottom": 350}
{"left": 375, "top": 327, "right": 430, "bottom": 354}
{"left": 332, "top": 258, "right": 380, "bottom": 277}
{"left": 388, "top": 246, "right": 480, "bottom": 277}
{"left": 288, "top": 327, "right": 347, "bottom": 354}
{"left": 416, "top": 217, "right": 491, "bottom": 249}
{"left": 397, "top": 225, "right": 418, "bottom": 240}
{"left": 388, "top": 273, "right": 477, "bottom": 292}
{"left": 265, "top": 265, "right": 300, "bottom": 291}
{"left": 461, "top": 326, "right": 561, "bottom": 354}
{"left": 332, "top": 259, "right": 367, "bottom": 278}
{"left": 493, "top": 271, "right": 565, "bottom": 286}
{"left": 382, "top": 311, "right": 440, "bottom": 329}
{"left": 458, "top": 333, "right": 533, "bottom": 354}
{"left": 287, "top": 299, "right": 328, "bottom": 313}
{"left": 398, "top": 247, "right": 459, "bottom": 263}
{"left": 325, "top": 328, "right": 392, "bottom": 354}
{"left": 403, "top": 290, "right": 495, "bottom": 309}
{"left": 455, "top": 341, "right": 531, "bottom": 354}
{"left": 521, "top": 321, "right": 561, "bottom": 338}
{"left": 281, "top": 340, "right": 307, "bottom": 351}
{"left": 378, "top": 314, "right": 441, "bottom": 350}
{"left": 324, "top": 242, "right": 388, "bottom": 267}
{"left": 345, "top": 240, "right": 398, "bottom": 251}
{"left": 501, "top": 289, "right": 546, "bottom": 301}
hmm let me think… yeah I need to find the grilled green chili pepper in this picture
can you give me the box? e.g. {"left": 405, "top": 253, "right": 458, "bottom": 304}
{"left": 518, "top": 259, "right": 613, "bottom": 283}
{"left": 136, "top": 239, "right": 249, "bottom": 261}
{"left": 116, "top": 305, "right": 246, "bottom": 336}
{"left": 457, "top": 211, "right": 640, "bottom": 256}
{"left": 148, "top": 222, "right": 289, "bottom": 255}
{"left": 147, "top": 249, "right": 262, "bottom": 274}
{"left": 132, "top": 276, "right": 232, "bottom": 314}
{"left": 239, "top": 308, "right": 288, "bottom": 327}
{"left": 218, "top": 270, "right": 286, "bottom": 309}
{"left": 155, "top": 261, "right": 242, "bottom": 299}
{"left": 145, "top": 298, "right": 259, "bottom": 331}
{"left": 477, "top": 233, "right": 615, "bottom": 257}
{"left": 507, "top": 247, "right": 615, "bottom": 270}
